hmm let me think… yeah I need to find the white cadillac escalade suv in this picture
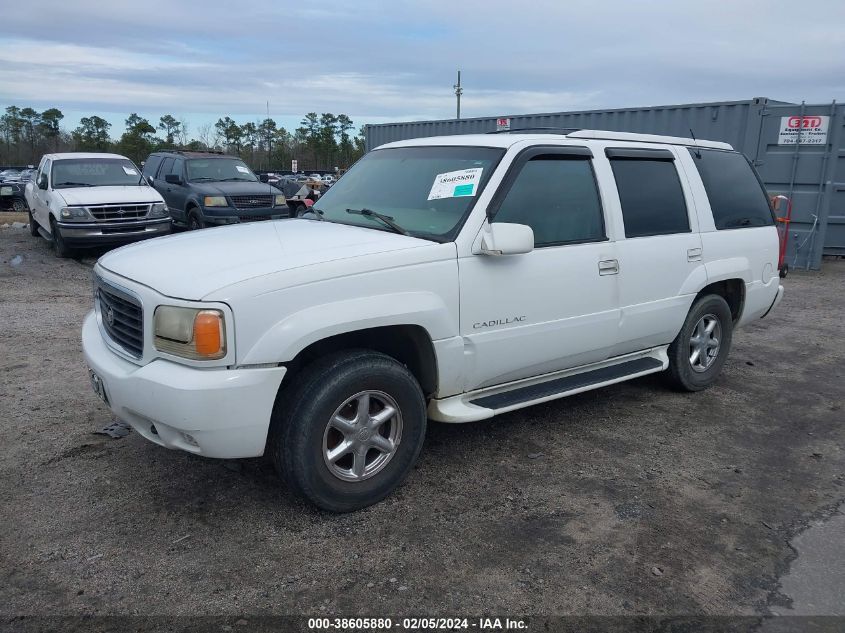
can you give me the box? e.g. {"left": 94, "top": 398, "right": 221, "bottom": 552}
{"left": 82, "top": 130, "right": 784, "bottom": 511}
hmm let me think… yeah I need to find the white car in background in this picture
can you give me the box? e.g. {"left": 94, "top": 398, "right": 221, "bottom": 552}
{"left": 26, "top": 152, "right": 170, "bottom": 257}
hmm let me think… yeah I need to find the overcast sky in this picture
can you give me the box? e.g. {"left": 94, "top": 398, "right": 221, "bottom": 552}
{"left": 2, "top": 0, "right": 844, "bottom": 137}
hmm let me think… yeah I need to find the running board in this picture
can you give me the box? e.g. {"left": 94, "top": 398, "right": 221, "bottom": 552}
{"left": 37, "top": 226, "right": 52, "bottom": 241}
{"left": 428, "top": 347, "right": 668, "bottom": 423}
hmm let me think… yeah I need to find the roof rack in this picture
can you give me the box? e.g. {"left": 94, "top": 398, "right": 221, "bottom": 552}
{"left": 158, "top": 149, "right": 226, "bottom": 156}
{"left": 566, "top": 130, "right": 732, "bottom": 150}
{"left": 486, "top": 127, "right": 581, "bottom": 135}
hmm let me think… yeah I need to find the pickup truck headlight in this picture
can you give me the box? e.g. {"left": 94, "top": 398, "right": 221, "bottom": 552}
{"left": 59, "top": 207, "right": 92, "bottom": 221}
{"left": 203, "top": 196, "right": 228, "bottom": 207}
{"left": 148, "top": 202, "right": 168, "bottom": 218}
{"left": 274, "top": 194, "right": 286, "bottom": 206}
{"left": 154, "top": 306, "right": 226, "bottom": 360}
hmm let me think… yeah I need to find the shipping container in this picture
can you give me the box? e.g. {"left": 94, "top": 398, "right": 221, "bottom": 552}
{"left": 364, "top": 97, "right": 844, "bottom": 270}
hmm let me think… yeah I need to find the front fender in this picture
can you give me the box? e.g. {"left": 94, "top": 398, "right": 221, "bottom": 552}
{"left": 239, "top": 291, "right": 456, "bottom": 365}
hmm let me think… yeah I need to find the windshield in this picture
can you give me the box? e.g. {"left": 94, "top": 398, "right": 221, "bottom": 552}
{"left": 186, "top": 158, "right": 258, "bottom": 182}
{"left": 314, "top": 146, "right": 504, "bottom": 241}
{"left": 51, "top": 158, "right": 141, "bottom": 188}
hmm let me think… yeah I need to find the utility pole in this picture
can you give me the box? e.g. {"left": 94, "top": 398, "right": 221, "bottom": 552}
{"left": 453, "top": 70, "right": 463, "bottom": 120}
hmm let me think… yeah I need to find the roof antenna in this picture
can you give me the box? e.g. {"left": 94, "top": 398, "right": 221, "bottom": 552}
{"left": 689, "top": 127, "right": 702, "bottom": 158}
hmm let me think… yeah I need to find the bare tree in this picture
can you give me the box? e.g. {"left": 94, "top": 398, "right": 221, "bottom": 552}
{"left": 177, "top": 118, "right": 190, "bottom": 146}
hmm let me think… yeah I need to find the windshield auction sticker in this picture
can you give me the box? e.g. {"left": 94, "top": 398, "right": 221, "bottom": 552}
{"left": 427, "top": 168, "right": 483, "bottom": 200}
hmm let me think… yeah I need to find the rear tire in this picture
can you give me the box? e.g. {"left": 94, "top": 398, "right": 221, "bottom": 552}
{"left": 665, "top": 294, "right": 733, "bottom": 392}
{"left": 268, "top": 350, "right": 427, "bottom": 512}
{"left": 49, "top": 217, "right": 73, "bottom": 258}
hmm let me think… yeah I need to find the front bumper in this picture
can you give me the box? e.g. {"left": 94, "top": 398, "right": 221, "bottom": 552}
{"left": 82, "top": 312, "right": 286, "bottom": 458}
{"left": 57, "top": 217, "right": 171, "bottom": 246}
{"left": 203, "top": 207, "right": 290, "bottom": 225}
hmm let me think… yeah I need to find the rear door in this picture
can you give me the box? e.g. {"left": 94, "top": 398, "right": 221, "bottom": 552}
{"left": 603, "top": 146, "right": 705, "bottom": 355}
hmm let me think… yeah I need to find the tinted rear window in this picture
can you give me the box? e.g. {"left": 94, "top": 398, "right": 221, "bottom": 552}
{"left": 689, "top": 148, "right": 774, "bottom": 229}
{"left": 610, "top": 158, "right": 690, "bottom": 238}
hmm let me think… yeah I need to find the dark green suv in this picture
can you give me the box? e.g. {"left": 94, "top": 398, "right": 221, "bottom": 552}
{"left": 142, "top": 151, "right": 289, "bottom": 229}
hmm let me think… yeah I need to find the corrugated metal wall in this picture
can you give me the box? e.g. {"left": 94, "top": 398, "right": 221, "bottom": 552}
{"left": 364, "top": 97, "right": 844, "bottom": 269}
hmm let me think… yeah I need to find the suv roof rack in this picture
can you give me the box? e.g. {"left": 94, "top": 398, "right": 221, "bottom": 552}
{"left": 157, "top": 149, "right": 226, "bottom": 156}
{"left": 486, "top": 127, "right": 581, "bottom": 135}
{"left": 566, "top": 129, "right": 732, "bottom": 150}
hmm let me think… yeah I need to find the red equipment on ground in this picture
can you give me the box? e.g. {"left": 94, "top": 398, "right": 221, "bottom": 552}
{"left": 771, "top": 195, "right": 792, "bottom": 278}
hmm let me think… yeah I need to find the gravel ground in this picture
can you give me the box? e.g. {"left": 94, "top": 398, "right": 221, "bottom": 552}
{"left": 1, "top": 223, "right": 843, "bottom": 621}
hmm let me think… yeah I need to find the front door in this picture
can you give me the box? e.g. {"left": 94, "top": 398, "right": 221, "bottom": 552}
{"left": 32, "top": 158, "right": 52, "bottom": 229}
{"left": 459, "top": 147, "right": 620, "bottom": 391}
{"left": 165, "top": 158, "right": 188, "bottom": 221}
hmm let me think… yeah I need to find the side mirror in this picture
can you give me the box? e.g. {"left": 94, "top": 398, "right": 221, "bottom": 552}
{"left": 477, "top": 222, "right": 534, "bottom": 256}
{"left": 164, "top": 174, "right": 182, "bottom": 185}
{"left": 37, "top": 175, "right": 48, "bottom": 190}
{"left": 145, "top": 175, "right": 154, "bottom": 186}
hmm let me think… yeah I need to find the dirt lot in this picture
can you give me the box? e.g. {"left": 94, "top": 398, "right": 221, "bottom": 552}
{"left": 1, "top": 221, "right": 843, "bottom": 621}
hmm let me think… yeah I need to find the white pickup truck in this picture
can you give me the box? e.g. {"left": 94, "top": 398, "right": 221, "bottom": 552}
{"left": 26, "top": 152, "right": 170, "bottom": 257}
{"left": 82, "top": 130, "right": 783, "bottom": 511}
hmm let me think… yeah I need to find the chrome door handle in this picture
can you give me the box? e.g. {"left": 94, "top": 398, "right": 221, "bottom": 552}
{"left": 598, "top": 259, "right": 619, "bottom": 275}
{"left": 687, "top": 247, "right": 702, "bottom": 262}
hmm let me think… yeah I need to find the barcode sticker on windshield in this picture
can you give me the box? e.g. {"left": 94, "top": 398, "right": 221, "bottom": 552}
{"left": 427, "top": 168, "right": 483, "bottom": 200}
{"left": 122, "top": 166, "right": 139, "bottom": 176}
{"left": 235, "top": 165, "right": 249, "bottom": 174}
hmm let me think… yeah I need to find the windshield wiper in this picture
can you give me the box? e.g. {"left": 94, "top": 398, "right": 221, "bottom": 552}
{"left": 218, "top": 177, "right": 254, "bottom": 182}
{"left": 54, "top": 182, "right": 95, "bottom": 187}
{"left": 345, "top": 208, "right": 409, "bottom": 236}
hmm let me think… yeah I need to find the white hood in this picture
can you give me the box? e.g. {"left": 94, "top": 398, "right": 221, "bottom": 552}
{"left": 98, "top": 220, "right": 433, "bottom": 300}
{"left": 58, "top": 185, "right": 163, "bottom": 206}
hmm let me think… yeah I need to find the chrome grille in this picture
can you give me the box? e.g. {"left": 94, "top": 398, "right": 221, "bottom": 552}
{"left": 97, "top": 279, "right": 143, "bottom": 358}
{"left": 88, "top": 204, "right": 150, "bottom": 222}
{"left": 231, "top": 195, "right": 273, "bottom": 209}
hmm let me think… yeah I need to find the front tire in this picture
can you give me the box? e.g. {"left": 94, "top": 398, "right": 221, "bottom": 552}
{"left": 665, "top": 294, "right": 733, "bottom": 392}
{"left": 187, "top": 209, "right": 205, "bottom": 230}
{"left": 49, "top": 217, "right": 73, "bottom": 258}
{"left": 268, "top": 350, "right": 427, "bottom": 512}
{"left": 13, "top": 198, "right": 27, "bottom": 212}
{"left": 28, "top": 210, "right": 39, "bottom": 236}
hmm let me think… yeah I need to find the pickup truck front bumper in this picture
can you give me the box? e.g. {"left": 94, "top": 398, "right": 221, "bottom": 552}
{"left": 82, "top": 311, "right": 287, "bottom": 458}
{"left": 57, "top": 217, "right": 171, "bottom": 247}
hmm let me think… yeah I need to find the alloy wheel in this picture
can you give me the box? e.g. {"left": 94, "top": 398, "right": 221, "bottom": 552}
{"left": 689, "top": 314, "right": 722, "bottom": 373}
{"left": 322, "top": 390, "right": 403, "bottom": 482}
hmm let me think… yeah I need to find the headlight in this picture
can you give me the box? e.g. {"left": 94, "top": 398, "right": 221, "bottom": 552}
{"left": 59, "top": 207, "right": 92, "bottom": 221}
{"left": 148, "top": 202, "right": 168, "bottom": 217}
{"left": 274, "top": 194, "right": 286, "bottom": 206}
{"left": 154, "top": 306, "right": 226, "bottom": 360}
{"left": 203, "top": 196, "right": 228, "bottom": 207}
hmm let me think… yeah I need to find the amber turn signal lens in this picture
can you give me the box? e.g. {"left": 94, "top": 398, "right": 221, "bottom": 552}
{"left": 193, "top": 311, "right": 223, "bottom": 356}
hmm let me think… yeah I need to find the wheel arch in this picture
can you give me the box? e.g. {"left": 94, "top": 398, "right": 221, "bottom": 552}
{"left": 279, "top": 324, "right": 439, "bottom": 398}
{"left": 694, "top": 278, "right": 745, "bottom": 323}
